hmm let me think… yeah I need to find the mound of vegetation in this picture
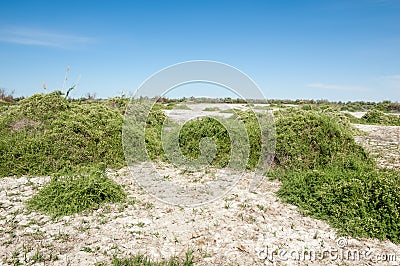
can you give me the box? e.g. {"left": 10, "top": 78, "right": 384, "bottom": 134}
{"left": 359, "top": 109, "right": 400, "bottom": 126}
{"left": 0, "top": 92, "right": 126, "bottom": 177}
{"left": 158, "top": 109, "right": 266, "bottom": 170}
{"left": 272, "top": 108, "right": 400, "bottom": 243}
{"left": 18, "top": 91, "right": 69, "bottom": 121}
{"left": 342, "top": 109, "right": 400, "bottom": 126}
{"left": 26, "top": 167, "right": 126, "bottom": 217}
{"left": 273, "top": 108, "right": 371, "bottom": 171}
{"left": 178, "top": 117, "right": 231, "bottom": 167}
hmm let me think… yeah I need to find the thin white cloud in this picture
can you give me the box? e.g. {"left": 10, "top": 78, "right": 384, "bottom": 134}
{"left": 307, "top": 82, "right": 370, "bottom": 92}
{"left": 0, "top": 26, "right": 93, "bottom": 48}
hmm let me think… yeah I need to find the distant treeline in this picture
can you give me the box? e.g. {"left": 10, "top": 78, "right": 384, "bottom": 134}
{"left": 154, "top": 96, "right": 400, "bottom": 113}
{"left": 1, "top": 89, "right": 399, "bottom": 113}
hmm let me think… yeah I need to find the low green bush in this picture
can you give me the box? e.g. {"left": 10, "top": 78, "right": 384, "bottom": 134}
{"left": 178, "top": 117, "right": 231, "bottom": 167}
{"left": 277, "top": 167, "right": 400, "bottom": 242}
{"left": 360, "top": 109, "right": 400, "bottom": 126}
{"left": 273, "top": 108, "right": 371, "bottom": 171}
{"left": 26, "top": 167, "right": 126, "bottom": 217}
{"left": 202, "top": 107, "right": 221, "bottom": 111}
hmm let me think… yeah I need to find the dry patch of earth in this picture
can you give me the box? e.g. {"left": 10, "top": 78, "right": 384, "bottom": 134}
{"left": 353, "top": 124, "right": 400, "bottom": 170}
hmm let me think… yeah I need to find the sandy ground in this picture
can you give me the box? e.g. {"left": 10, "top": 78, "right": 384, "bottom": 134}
{"left": 0, "top": 107, "right": 399, "bottom": 265}
{"left": 353, "top": 124, "right": 400, "bottom": 170}
{"left": 1, "top": 163, "right": 399, "bottom": 265}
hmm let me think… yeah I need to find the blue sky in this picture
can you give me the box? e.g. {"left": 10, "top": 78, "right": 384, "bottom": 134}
{"left": 0, "top": 0, "right": 399, "bottom": 101}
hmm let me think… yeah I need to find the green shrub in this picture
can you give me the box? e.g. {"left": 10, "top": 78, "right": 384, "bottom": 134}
{"left": 202, "top": 107, "right": 221, "bottom": 111}
{"left": 0, "top": 93, "right": 125, "bottom": 177}
{"left": 47, "top": 104, "right": 125, "bottom": 170}
{"left": 232, "top": 109, "right": 266, "bottom": 170}
{"left": 341, "top": 112, "right": 361, "bottom": 124}
{"left": 174, "top": 104, "right": 191, "bottom": 110}
{"left": 277, "top": 167, "right": 400, "bottom": 243}
{"left": 159, "top": 109, "right": 267, "bottom": 170}
{"left": 362, "top": 109, "right": 390, "bottom": 124}
{"left": 26, "top": 167, "right": 126, "bottom": 217}
{"left": 144, "top": 108, "right": 168, "bottom": 161}
{"left": 360, "top": 109, "right": 400, "bottom": 126}
{"left": 273, "top": 109, "right": 370, "bottom": 171}
{"left": 272, "top": 108, "right": 400, "bottom": 243}
{"left": 178, "top": 117, "right": 231, "bottom": 167}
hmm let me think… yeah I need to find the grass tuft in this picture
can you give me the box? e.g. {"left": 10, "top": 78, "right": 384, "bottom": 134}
{"left": 26, "top": 167, "right": 126, "bottom": 217}
{"left": 112, "top": 249, "right": 194, "bottom": 266}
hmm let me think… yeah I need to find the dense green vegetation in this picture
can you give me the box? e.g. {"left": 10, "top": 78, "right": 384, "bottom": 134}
{"left": 359, "top": 109, "right": 400, "bottom": 126}
{"left": 0, "top": 92, "right": 126, "bottom": 177}
{"left": 277, "top": 167, "right": 400, "bottom": 242}
{"left": 0, "top": 92, "right": 128, "bottom": 217}
{"left": 0, "top": 92, "right": 399, "bottom": 243}
{"left": 272, "top": 108, "right": 400, "bottom": 242}
{"left": 273, "top": 108, "right": 370, "bottom": 171}
{"left": 26, "top": 167, "right": 126, "bottom": 217}
{"left": 178, "top": 117, "right": 231, "bottom": 167}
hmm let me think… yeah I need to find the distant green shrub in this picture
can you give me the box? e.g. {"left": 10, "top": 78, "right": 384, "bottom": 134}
{"left": 362, "top": 109, "right": 390, "bottom": 124}
{"left": 232, "top": 109, "right": 266, "bottom": 170}
{"left": 160, "top": 109, "right": 267, "bottom": 170}
{"left": 145, "top": 108, "right": 168, "bottom": 161}
{"left": 341, "top": 112, "right": 362, "bottom": 124}
{"left": 202, "top": 107, "right": 221, "bottom": 111}
{"left": 360, "top": 109, "right": 400, "bottom": 126}
{"left": 219, "top": 108, "right": 236, "bottom": 113}
{"left": 174, "top": 104, "right": 191, "bottom": 110}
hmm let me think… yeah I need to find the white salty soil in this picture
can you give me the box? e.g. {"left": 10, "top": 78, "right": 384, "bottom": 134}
{"left": 1, "top": 165, "right": 399, "bottom": 265}
{"left": 353, "top": 124, "right": 400, "bottom": 170}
